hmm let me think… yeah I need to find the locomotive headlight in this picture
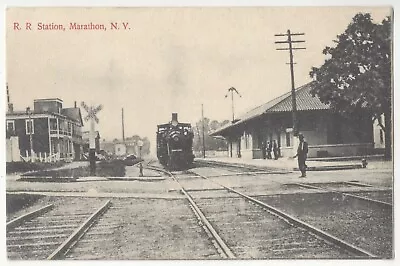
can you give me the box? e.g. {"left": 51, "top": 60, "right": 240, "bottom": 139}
{"left": 171, "top": 120, "right": 178, "bottom": 127}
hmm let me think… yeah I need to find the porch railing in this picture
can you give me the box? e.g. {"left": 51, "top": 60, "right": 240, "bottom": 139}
{"left": 20, "top": 151, "right": 74, "bottom": 163}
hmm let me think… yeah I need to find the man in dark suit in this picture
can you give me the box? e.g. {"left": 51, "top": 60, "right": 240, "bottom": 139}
{"left": 262, "top": 141, "right": 267, "bottom": 159}
{"left": 267, "top": 141, "right": 272, "bottom": 159}
{"left": 293, "top": 133, "right": 308, "bottom": 177}
{"left": 272, "top": 140, "right": 279, "bottom": 160}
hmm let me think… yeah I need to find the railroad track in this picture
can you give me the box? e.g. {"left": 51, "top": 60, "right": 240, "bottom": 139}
{"left": 146, "top": 164, "right": 378, "bottom": 259}
{"left": 6, "top": 198, "right": 111, "bottom": 260}
{"left": 291, "top": 182, "right": 392, "bottom": 207}
{"left": 196, "top": 160, "right": 393, "bottom": 206}
{"left": 64, "top": 197, "right": 223, "bottom": 259}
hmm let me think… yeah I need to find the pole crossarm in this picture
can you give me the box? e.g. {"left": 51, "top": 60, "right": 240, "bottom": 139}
{"left": 275, "top": 40, "right": 305, "bottom": 44}
{"left": 274, "top": 29, "right": 306, "bottom": 136}
{"left": 274, "top": 33, "right": 305, "bottom": 36}
{"left": 276, "top": 47, "right": 306, "bottom": 50}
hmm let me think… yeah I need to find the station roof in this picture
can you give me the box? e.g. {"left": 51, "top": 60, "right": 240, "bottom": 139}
{"left": 210, "top": 82, "right": 330, "bottom": 136}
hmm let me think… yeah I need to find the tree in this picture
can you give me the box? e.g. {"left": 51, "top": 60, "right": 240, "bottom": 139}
{"left": 310, "top": 13, "right": 392, "bottom": 159}
{"left": 125, "top": 135, "right": 150, "bottom": 155}
{"left": 193, "top": 118, "right": 229, "bottom": 153}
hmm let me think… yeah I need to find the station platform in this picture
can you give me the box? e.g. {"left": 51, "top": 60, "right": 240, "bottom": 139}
{"left": 195, "top": 156, "right": 391, "bottom": 172}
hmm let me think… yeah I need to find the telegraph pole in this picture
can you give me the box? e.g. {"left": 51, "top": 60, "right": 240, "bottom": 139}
{"left": 275, "top": 30, "right": 305, "bottom": 136}
{"left": 201, "top": 104, "right": 206, "bottom": 158}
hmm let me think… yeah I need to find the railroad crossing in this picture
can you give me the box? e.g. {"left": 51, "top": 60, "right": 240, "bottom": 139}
{"left": 81, "top": 102, "right": 103, "bottom": 175}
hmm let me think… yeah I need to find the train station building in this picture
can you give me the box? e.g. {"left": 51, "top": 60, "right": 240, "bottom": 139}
{"left": 210, "top": 82, "right": 386, "bottom": 159}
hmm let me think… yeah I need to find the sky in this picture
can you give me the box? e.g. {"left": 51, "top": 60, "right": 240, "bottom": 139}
{"left": 6, "top": 7, "right": 392, "bottom": 150}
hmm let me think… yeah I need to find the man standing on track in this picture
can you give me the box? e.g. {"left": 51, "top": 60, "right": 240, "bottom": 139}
{"left": 293, "top": 133, "right": 308, "bottom": 177}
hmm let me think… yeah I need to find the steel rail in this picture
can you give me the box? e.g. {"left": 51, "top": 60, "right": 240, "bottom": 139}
{"left": 148, "top": 165, "right": 236, "bottom": 259}
{"left": 47, "top": 200, "right": 111, "bottom": 260}
{"left": 196, "top": 160, "right": 290, "bottom": 174}
{"left": 179, "top": 188, "right": 236, "bottom": 259}
{"left": 171, "top": 171, "right": 236, "bottom": 259}
{"left": 343, "top": 181, "right": 373, "bottom": 187}
{"left": 294, "top": 183, "right": 392, "bottom": 208}
{"left": 344, "top": 181, "right": 391, "bottom": 192}
{"left": 7, "top": 204, "right": 54, "bottom": 230}
{"left": 192, "top": 171, "right": 378, "bottom": 258}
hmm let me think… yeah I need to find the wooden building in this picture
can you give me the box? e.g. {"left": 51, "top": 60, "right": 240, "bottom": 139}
{"left": 6, "top": 98, "right": 84, "bottom": 162}
{"left": 210, "top": 82, "right": 384, "bottom": 159}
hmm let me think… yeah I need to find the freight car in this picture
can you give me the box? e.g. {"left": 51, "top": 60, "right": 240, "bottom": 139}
{"left": 156, "top": 113, "right": 194, "bottom": 170}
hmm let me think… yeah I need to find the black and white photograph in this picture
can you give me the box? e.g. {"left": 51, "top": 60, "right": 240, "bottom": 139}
{"left": 1, "top": 2, "right": 395, "bottom": 262}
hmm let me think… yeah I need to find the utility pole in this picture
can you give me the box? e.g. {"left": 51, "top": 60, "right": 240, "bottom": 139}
{"left": 225, "top": 87, "right": 241, "bottom": 123}
{"left": 122, "top": 108, "right": 125, "bottom": 141}
{"left": 201, "top": 104, "right": 206, "bottom": 158}
{"left": 275, "top": 30, "right": 306, "bottom": 136}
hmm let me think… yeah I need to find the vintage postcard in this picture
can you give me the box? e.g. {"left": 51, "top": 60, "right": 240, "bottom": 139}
{"left": 3, "top": 5, "right": 394, "bottom": 262}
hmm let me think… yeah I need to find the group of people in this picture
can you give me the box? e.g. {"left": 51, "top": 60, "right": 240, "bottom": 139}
{"left": 263, "top": 133, "right": 309, "bottom": 178}
{"left": 263, "top": 140, "right": 280, "bottom": 160}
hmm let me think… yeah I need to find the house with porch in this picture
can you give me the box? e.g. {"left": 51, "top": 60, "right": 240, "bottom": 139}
{"left": 6, "top": 98, "right": 84, "bottom": 162}
{"left": 210, "top": 82, "right": 384, "bottom": 159}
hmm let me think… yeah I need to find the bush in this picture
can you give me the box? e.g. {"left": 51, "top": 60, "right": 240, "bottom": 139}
{"left": 21, "top": 160, "right": 126, "bottom": 178}
{"left": 6, "top": 161, "right": 66, "bottom": 174}
{"left": 97, "top": 160, "right": 126, "bottom": 177}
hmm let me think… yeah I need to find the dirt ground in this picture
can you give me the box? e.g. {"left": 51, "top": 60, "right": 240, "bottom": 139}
{"left": 5, "top": 162, "right": 393, "bottom": 259}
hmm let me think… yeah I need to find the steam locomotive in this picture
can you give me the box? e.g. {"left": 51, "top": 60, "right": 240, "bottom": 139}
{"left": 156, "top": 113, "right": 194, "bottom": 170}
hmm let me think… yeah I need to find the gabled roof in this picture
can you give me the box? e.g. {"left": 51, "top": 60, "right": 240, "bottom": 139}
{"left": 62, "top": 108, "right": 83, "bottom": 125}
{"left": 267, "top": 82, "right": 330, "bottom": 113}
{"left": 210, "top": 82, "right": 330, "bottom": 136}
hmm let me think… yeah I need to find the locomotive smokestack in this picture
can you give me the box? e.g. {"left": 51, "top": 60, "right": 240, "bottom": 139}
{"left": 172, "top": 113, "right": 178, "bottom": 122}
